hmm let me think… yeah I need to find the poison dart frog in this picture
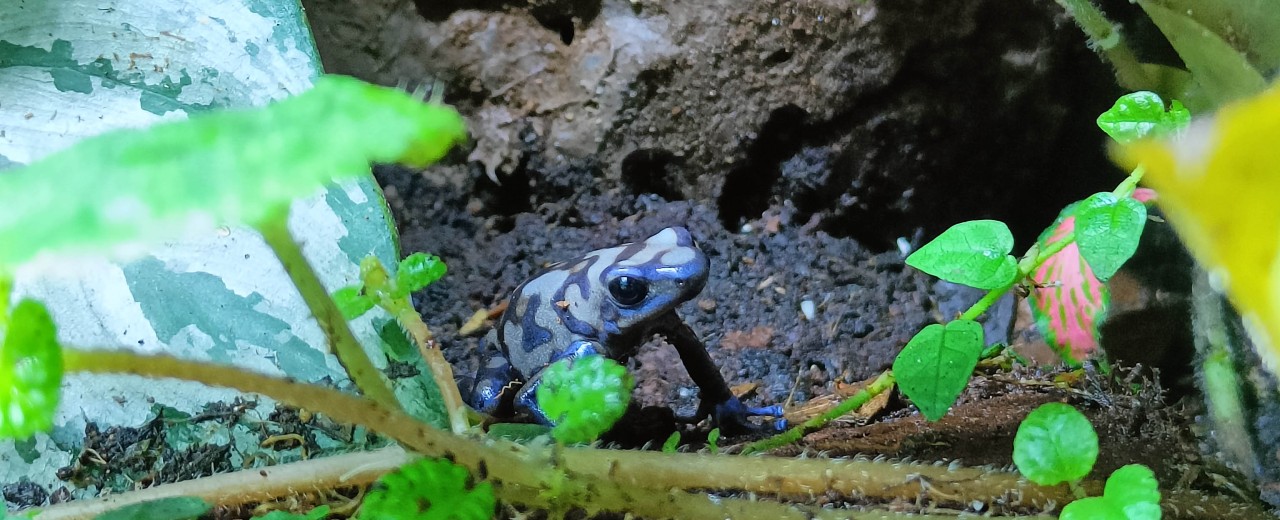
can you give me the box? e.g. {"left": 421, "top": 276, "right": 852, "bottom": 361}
{"left": 465, "top": 227, "right": 784, "bottom": 433}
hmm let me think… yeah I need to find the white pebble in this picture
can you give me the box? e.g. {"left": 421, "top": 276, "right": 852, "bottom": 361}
{"left": 800, "top": 300, "right": 816, "bottom": 321}
{"left": 896, "top": 236, "right": 912, "bottom": 257}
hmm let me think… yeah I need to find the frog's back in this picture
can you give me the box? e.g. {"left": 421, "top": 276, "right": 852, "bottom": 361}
{"left": 493, "top": 227, "right": 709, "bottom": 376}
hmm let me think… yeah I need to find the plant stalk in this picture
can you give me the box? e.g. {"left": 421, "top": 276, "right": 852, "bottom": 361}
{"left": 256, "top": 205, "right": 400, "bottom": 410}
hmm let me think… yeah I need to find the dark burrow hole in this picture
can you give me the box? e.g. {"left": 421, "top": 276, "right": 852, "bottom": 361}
{"left": 414, "top": 0, "right": 600, "bottom": 43}
{"left": 474, "top": 160, "right": 535, "bottom": 231}
{"left": 533, "top": 13, "right": 576, "bottom": 45}
{"left": 765, "top": 48, "right": 793, "bottom": 65}
{"left": 412, "top": 0, "right": 513, "bottom": 22}
{"left": 717, "top": 104, "right": 809, "bottom": 230}
{"left": 620, "top": 148, "right": 683, "bottom": 201}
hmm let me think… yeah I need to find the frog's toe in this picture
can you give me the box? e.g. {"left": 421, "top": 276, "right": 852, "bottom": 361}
{"left": 710, "top": 397, "right": 787, "bottom": 434}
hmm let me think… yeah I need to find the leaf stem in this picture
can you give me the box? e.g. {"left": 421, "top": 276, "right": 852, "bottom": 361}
{"left": 1112, "top": 165, "right": 1145, "bottom": 198}
{"left": 256, "top": 205, "right": 400, "bottom": 410}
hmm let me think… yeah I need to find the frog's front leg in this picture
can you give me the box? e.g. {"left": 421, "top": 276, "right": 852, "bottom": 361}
{"left": 652, "top": 312, "right": 786, "bottom": 434}
{"left": 512, "top": 340, "right": 603, "bottom": 425}
{"left": 467, "top": 344, "right": 523, "bottom": 417}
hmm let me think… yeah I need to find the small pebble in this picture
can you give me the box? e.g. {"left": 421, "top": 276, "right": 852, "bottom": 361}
{"left": 800, "top": 300, "right": 816, "bottom": 321}
{"left": 896, "top": 236, "right": 912, "bottom": 257}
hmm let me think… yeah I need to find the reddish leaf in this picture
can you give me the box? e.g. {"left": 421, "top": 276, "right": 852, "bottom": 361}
{"left": 1029, "top": 214, "right": 1110, "bottom": 364}
{"left": 1131, "top": 187, "right": 1158, "bottom": 204}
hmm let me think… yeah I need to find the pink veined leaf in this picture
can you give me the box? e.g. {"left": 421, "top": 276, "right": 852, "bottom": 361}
{"left": 1029, "top": 214, "right": 1110, "bottom": 365}
{"left": 1028, "top": 189, "right": 1152, "bottom": 364}
{"left": 1131, "top": 187, "right": 1158, "bottom": 203}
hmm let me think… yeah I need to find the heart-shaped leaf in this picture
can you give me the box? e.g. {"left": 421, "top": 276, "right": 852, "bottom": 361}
{"left": 1075, "top": 192, "right": 1147, "bottom": 281}
{"left": 906, "top": 220, "right": 1019, "bottom": 290}
{"left": 892, "top": 320, "right": 983, "bottom": 421}
{"left": 1097, "top": 91, "right": 1190, "bottom": 144}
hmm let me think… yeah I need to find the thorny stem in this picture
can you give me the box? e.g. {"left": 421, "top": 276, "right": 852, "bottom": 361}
{"left": 51, "top": 349, "right": 1091, "bottom": 519}
{"left": 257, "top": 205, "right": 400, "bottom": 411}
{"left": 382, "top": 293, "right": 470, "bottom": 434}
{"left": 1113, "top": 165, "right": 1145, "bottom": 198}
{"left": 1053, "top": 0, "right": 1152, "bottom": 91}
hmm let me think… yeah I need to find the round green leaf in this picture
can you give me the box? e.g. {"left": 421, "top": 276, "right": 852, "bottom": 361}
{"left": 906, "top": 220, "right": 1019, "bottom": 290}
{"left": 1060, "top": 464, "right": 1161, "bottom": 520}
{"left": 394, "top": 252, "right": 447, "bottom": 297}
{"left": 1096, "top": 91, "right": 1191, "bottom": 144}
{"left": 1013, "top": 402, "right": 1098, "bottom": 485}
{"left": 1061, "top": 496, "right": 1123, "bottom": 520}
{"left": 358, "top": 457, "right": 495, "bottom": 520}
{"left": 334, "top": 285, "right": 375, "bottom": 320}
{"left": 892, "top": 320, "right": 984, "bottom": 421}
{"left": 0, "top": 299, "right": 63, "bottom": 439}
{"left": 1105, "top": 464, "right": 1162, "bottom": 520}
{"left": 538, "top": 355, "right": 634, "bottom": 445}
{"left": 1074, "top": 192, "right": 1147, "bottom": 281}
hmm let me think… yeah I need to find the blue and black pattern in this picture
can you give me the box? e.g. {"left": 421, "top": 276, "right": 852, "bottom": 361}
{"left": 462, "top": 227, "right": 785, "bottom": 434}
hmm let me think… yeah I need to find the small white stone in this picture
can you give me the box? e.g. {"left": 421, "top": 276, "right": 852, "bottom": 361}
{"left": 800, "top": 300, "right": 816, "bottom": 321}
{"left": 896, "top": 236, "right": 912, "bottom": 257}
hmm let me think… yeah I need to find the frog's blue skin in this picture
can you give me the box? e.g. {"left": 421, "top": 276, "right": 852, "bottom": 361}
{"left": 465, "top": 227, "right": 784, "bottom": 433}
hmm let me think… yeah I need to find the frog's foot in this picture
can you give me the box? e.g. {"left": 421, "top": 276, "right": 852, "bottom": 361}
{"left": 683, "top": 397, "right": 787, "bottom": 434}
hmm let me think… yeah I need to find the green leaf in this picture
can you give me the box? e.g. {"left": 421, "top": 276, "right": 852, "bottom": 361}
{"left": 334, "top": 285, "right": 375, "bottom": 320}
{"left": 662, "top": 431, "right": 681, "bottom": 453}
{"left": 708, "top": 428, "right": 721, "bottom": 455}
{"left": 357, "top": 458, "right": 494, "bottom": 520}
{"left": 394, "top": 253, "right": 448, "bottom": 297}
{"left": 892, "top": 320, "right": 983, "bottom": 421}
{"left": 1061, "top": 464, "right": 1161, "bottom": 520}
{"left": 1139, "top": 1, "right": 1268, "bottom": 106}
{"left": 906, "top": 220, "right": 1018, "bottom": 290}
{"left": 1, "top": 300, "right": 63, "bottom": 439}
{"left": 1096, "top": 92, "right": 1191, "bottom": 144}
{"left": 0, "top": 74, "right": 466, "bottom": 270}
{"left": 1151, "top": 0, "right": 1280, "bottom": 75}
{"left": 1013, "top": 403, "right": 1098, "bottom": 485}
{"left": 537, "top": 355, "right": 635, "bottom": 445}
{"left": 377, "top": 319, "right": 417, "bottom": 363}
{"left": 1105, "top": 465, "right": 1162, "bottom": 519}
{"left": 1074, "top": 192, "right": 1147, "bottom": 281}
{"left": 93, "top": 497, "right": 210, "bottom": 520}
{"left": 1060, "top": 497, "right": 1122, "bottom": 520}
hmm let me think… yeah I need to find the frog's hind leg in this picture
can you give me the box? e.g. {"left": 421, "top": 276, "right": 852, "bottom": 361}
{"left": 466, "top": 352, "right": 523, "bottom": 418}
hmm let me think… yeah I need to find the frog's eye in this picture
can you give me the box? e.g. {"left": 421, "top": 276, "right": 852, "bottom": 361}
{"left": 608, "top": 275, "right": 649, "bottom": 307}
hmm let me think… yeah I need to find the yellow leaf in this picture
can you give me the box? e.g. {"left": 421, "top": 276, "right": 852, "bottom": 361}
{"left": 1116, "top": 83, "right": 1280, "bottom": 373}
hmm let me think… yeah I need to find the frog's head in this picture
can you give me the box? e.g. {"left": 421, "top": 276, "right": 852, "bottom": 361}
{"left": 598, "top": 227, "right": 709, "bottom": 332}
